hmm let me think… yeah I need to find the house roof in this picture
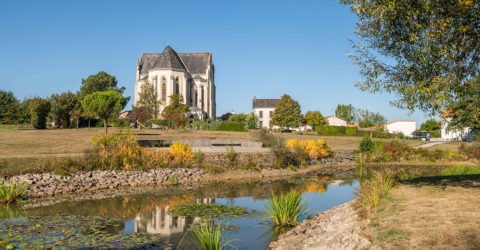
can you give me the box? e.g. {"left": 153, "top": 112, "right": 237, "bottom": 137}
{"left": 253, "top": 99, "right": 279, "bottom": 109}
{"left": 373, "top": 120, "right": 416, "bottom": 128}
{"left": 139, "top": 46, "right": 211, "bottom": 75}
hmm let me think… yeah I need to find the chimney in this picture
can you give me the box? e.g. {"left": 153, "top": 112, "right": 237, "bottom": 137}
{"left": 253, "top": 96, "right": 256, "bottom": 101}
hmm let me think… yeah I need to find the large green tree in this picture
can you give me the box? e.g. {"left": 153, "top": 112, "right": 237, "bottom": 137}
{"left": 0, "top": 90, "right": 19, "bottom": 124}
{"left": 162, "top": 94, "right": 189, "bottom": 128}
{"left": 228, "top": 113, "right": 248, "bottom": 123}
{"left": 271, "top": 94, "right": 303, "bottom": 129}
{"left": 420, "top": 119, "right": 441, "bottom": 131}
{"left": 304, "top": 111, "right": 327, "bottom": 128}
{"left": 341, "top": 0, "right": 480, "bottom": 113}
{"left": 335, "top": 104, "right": 355, "bottom": 124}
{"left": 50, "top": 91, "right": 77, "bottom": 128}
{"left": 355, "top": 109, "right": 387, "bottom": 128}
{"left": 80, "top": 71, "right": 126, "bottom": 97}
{"left": 447, "top": 76, "right": 480, "bottom": 129}
{"left": 134, "top": 80, "right": 159, "bottom": 120}
{"left": 245, "top": 112, "right": 259, "bottom": 129}
{"left": 81, "top": 90, "right": 127, "bottom": 133}
{"left": 29, "top": 97, "right": 52, "bottom": 129}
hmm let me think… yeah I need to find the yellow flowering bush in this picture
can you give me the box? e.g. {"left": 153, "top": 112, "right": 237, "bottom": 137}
{"left": 169, "top": 142, "right": 195, "bottom": 163}
{"left": 286, "top": 139, "right": 332, "bottom": 159}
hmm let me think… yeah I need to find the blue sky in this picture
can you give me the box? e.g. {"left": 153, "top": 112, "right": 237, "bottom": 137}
{"left": 0, "top": 0, "right": 432, "bottom": 125}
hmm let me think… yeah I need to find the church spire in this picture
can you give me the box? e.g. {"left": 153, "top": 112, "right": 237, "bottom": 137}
{"left": 136, "top": 57, "right": 139, "bottom": 67}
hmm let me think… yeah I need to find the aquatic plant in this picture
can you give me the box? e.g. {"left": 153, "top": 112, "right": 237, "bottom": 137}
{"left": 355, "top": 173, "right": 395, "bottom": 217}
{"left": 192, "top": 220, "right": 237, "bottom": 250}
{"left": 263, "top": 190, "right": 309, "bottom": 226}
{"left": 0, "top": 181, "right": 28, "bottom": 204}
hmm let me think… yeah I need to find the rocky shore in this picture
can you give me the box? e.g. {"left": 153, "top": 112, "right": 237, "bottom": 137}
{"left": 270, "top": 201, "right": 370, "bottom": 250}
{"left": 7, "top": 168, "right": 204, "bottom": 198}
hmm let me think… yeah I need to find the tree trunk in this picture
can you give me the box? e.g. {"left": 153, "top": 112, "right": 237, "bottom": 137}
{"left": 104, "top": 118, "right": 108, "bottom": 133}
{"left": 88, "top": 119, "right": 91, "bottom": 128}
{"left": 76, "top": 118, "right": 79, "bottom": 129}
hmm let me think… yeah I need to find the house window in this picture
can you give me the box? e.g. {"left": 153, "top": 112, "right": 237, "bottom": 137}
{"left": 161, "top": 77, "right": 166, "bottom": 103}
{"left": 269, "top": 111, "right": 273, "bottom": 117}
{"left": 259, "top": 111, "right": 263, "bottom": 118}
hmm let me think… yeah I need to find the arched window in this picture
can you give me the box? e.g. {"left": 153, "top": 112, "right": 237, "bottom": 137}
{"left": 201, "top": 87, "right": 204, "bottom": 110}
{"left": 161, "top": 77, "right": 166, "bottom": 103}
{"left": 175, "top": 77, "right": 179, "bottom": 94}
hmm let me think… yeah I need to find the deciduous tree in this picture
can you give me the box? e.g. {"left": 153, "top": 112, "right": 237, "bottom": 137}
{"left": 29, "top": 97, "right": 51, "bottom": 129}
{"left": 304, "top": 111, "right": 327, "bottom": 128}
{"left": 134, "top": 80, "right": 159, "bottom": 120}
{"left": 81, "top": 90, "right": 127, "bottom": 133}
{"left": 246, "top": 112, "right": 259, "bottom": 129}
{"left": 0, "top": 90, "right": 19, "bottom": 124}
{"left": 341, "top": 0, "right": 480, "bottom": 113}
{"left": 335, "top": 104, "right": 355, "bottom": 124}
{"left": 162, "top": 94, "right": 189, "bottom": 128}
{"left": 271, "top": 94, "right": 303, "bottom": 129}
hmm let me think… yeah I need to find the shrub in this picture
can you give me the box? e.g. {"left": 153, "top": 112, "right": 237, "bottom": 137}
{"left": 169, "top": 142, "right": 195, "bottom": 163}
{"left": 108, "top": 119, "right": 129, "bottom": 128}
{"left": 225, "top": 147, "right": 237, "bottom": 167}
{"left": 286, "top": 139, "right": 332, "bottom": 159}
{"left": 315, "top": 125, "right": 346, "bottom": 136}
{"left": 192, "top": 220, "right": 236, "bottom": 250}
{"left": 462, "top": 143, "right": 480, "bottom": 160}
{"left": 0, "top": 181, "right": 29, "bottom": 204}
{"left": 92, "top": 130, "right": 136, "bottom": 150}
{"left": 217, "top": 122, "right": 247, "bottom": 132}
{"left": 256, "top": 129, "right": 285, "bottom": 148}
{"left": 346, "top": 127, "right": 358, "bottom": 136}
{"left": 442, "top": 166, "right": 474, "bottom": 176}
{"left": 355, "top": 173, "right": 395, "bottom": 217}
{"left": 359, "top": 137, "right": 374, "bottom": 153}
{"left": 264, "top": 190, "right": 310, "bottom": 226}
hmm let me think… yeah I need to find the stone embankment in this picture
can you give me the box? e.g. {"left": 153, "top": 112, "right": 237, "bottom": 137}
{"left": 7, "top": 168, "right": 204, "bottom": 198}
{"left": 270, "top": 201, "right": 370, "bottom": 250}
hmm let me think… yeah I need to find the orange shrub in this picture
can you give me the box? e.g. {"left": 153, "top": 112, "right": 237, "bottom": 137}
{"left": 169, "top": 142, "right": 195, "bottom": 163}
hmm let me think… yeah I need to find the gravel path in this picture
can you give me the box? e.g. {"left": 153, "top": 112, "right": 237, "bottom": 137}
{"left": 413, "top": 141, "right": 446, "bottom": 149}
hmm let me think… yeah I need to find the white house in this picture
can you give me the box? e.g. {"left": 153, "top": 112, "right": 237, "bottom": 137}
{"left": 252, "top": 97, "right": 279, "bottom": 129}
{"left": 377, "top": 120, "right": 416, "bottom": 137}
{"left": 325, "top": 116, "right": 347, "bottom": 127}
{"left": 134, "top": 45, "right": 216, "bottom": 120}
{"left": 441, "top": 117, "right": 475, "bottom": 141}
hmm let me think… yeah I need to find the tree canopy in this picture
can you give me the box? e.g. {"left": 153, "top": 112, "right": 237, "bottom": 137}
{"left": 134, "top": 80, "right": 159, "bottom": 120}
{"left": 0, "top": 90, "right": 19, "bottom": 124}
{"left": 447, "top": 76, "right": 480, "bottom": 129}
{"left": 245, "top": 113, "right": 259, "bottom": 129}
{"left": 162, "top": 94, "right": 189, "bottom": 128}
{"left": 420, "top": 119, "right": 441, "bottom": 131}
{"left": 355, "top": 109, "right": 387, "bottom": 128}
{"left": 81, "top": 90, "right": 127, "bottom": 132}
{"left": 80, "top": 71, "right": 127, "bottom": 99}
{"left": 335, "top": 104, "right": 355, "bottom": 124}
{"left": 341, "top": 0, "right": 480, "bottom": 114}
{"left": 50, "top": 91, "right": 77, "bottom": 128}
{"left": 304, "top": 111, "right": 327, "bottom": 128}
{"left": 228, "top": 114, "right": 248, "bottom": 123}
{"left": 29, "top": 97, "right": 51, "bottom": 129}
{"left": 271, "top": 94, "right": 303, "bottom": 129}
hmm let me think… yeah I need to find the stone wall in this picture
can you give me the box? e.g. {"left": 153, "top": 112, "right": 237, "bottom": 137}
{"left": 201, "top": 152, "right": 274, "bottom": 167}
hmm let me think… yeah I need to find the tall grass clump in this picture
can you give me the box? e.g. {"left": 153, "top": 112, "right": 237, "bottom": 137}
{"left": 192, "top": 220, "right": 236, "bottom": 250}
{"left": 264, "top": 190, "right": 310, "bottom": 226}
{"left": 355, "top": 173, "right": 395, "bottom": 217}
{"left": 442, "top": 165, "right": 474, "bottom": 176}
{"left": 0, "top": 181, "right": 29, "bottom": 204}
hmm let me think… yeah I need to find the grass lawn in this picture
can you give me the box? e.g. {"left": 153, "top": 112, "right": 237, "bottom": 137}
{"left": 368, "top": 176, "right": 480, "bottom": 249}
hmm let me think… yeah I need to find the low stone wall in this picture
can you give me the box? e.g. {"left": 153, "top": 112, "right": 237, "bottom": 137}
{"left": 138, "top": 139, "right": 262, "bottom": 148}
{"left": 7, "top": 168, "right": 204, "bottom": 197}
{"left": 270, "top": 201, "right": 370, "bottom": 250}
{"left": 202, "top": 152, "right": 275, "bottom": 167}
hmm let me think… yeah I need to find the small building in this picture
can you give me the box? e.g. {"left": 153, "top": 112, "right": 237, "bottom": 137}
{"left": 118, "top": 110, "right": 132, "bottom": 119}
{"left": 376, "top": 120, "right": 416, "bottom": 137}
{"left": 252, "top": 96, "right": 279, "bottom": 129}
{"left": 324, "top": 116, "right": 347, "bottom": 127}
{"left": 441, "top": 115, "right": 475, "bottom": 141}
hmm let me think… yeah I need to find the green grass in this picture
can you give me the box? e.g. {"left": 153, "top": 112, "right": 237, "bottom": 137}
{"left": 442, "top": 165, "right": 478, "bottom": 175}
{"left": 0, "top": 181, "right": 29, "bottom": 204}
{"left": 192, "top": 220, "right": 237, "bottom": 250}
{"left": 263, "top": 190, "right": 309, "bottom": 226}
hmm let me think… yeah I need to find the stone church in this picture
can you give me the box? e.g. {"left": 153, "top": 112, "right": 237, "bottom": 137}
{"left": 134, "top": 45, "right": 216, "bottom": 120}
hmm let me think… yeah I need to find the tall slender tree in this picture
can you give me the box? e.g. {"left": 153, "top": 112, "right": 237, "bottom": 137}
{"left": 134, "top": 80, "right": 159, "bottom": 120}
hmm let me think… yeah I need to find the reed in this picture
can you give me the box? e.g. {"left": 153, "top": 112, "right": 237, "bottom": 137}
{"left": 0, "top": 181, "right": 29, "bottom": 204}
{"left": 264, "top": 190, "right": 309, "bottom": 226}
{"left": 192, "top": 220, "right": 236, "bottom": 250}
{"left": 442, "top": 165, "right": 474, "bottom": 176}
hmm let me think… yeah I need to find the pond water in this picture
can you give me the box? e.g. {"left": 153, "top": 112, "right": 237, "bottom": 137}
{"left": 0, "top": 176, "right": 358, "bottom": 249}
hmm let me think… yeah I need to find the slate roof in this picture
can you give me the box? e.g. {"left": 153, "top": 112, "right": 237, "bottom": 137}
{"left": 139, "top": 46, "right": 210, "bottom": 75}
{"left": 253, "top": 99, "right": 280, "bottom": 109}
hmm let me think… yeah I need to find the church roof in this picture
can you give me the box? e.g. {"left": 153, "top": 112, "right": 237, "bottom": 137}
{"left": 139, "top": 46, "right": 210, "bottom": 75}
{"left": 253, "top": 98, "right": 280, "bottom": 109}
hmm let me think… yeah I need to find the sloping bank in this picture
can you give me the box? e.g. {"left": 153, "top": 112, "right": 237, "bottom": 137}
{"left": 270, "top": 201, "right": 371, "bottom": 250}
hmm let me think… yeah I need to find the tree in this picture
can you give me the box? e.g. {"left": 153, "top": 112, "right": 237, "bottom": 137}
{"left": 228, "top": 113, "right": 248, "bottom": 123}
{"left": 50, "top": 91, "right": 77, "bottom": 128}
{"left": 18, "top": 99, "right": 31, "bottom": 124}
{"left": 245, "top": 112, "right": 259, "bottom": 129}
{"left": 70, "top": 96, "right": 83, "bottom": 129}
{"left": 447, "top": 77, "right": 480, "bottom": 130}
{"left": 81, "top": 90, "right": 127, "bottom": 133}
{"left": 304, "top": 111, "right": 327, "bottom": 128}
{"left": 341, "top": 0, "right": 480, "bottom": 114}
{"left": 162, "top": 94, "right": 189, "bottom": 128}
{"left": 0, "top": 90, "right": 19, "bottom": 124}
{"left": 355, "top": 109, "right": 387, "bottom": 128}
{"left": 271, "top": 94, "right": 303, "bottom": 129}
{"left": 335, "top": 104, "right": 355, "bottom": 124}
{"left": 420, "top": 119, "right": 441, "bottom": 131}
{"left": 134, "top": 80, "right": 159, "bottom": 120}
{"left": 80, "top": 71, "right": 126, "bottom": 97}
{"left": 29, "top": 97, "right": 51, "bottom": 129}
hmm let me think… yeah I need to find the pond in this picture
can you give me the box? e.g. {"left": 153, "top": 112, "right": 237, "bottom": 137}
{"left": 0, "top": 175, "right": 358, "bottom": 249}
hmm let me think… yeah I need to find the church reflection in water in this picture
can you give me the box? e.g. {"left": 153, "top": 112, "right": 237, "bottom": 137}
{"left": 133, "top": 198, "right": 215, "bottom": 248}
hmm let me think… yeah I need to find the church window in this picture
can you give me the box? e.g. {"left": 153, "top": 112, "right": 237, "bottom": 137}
{"left": 161, "top": 77, "right": 166, "bottom": 103}
{"left": 175, "top": 77, "right": 179, "bottom": 94}
{"left": 201, "top": 87, "right": 204, "bottom": 110}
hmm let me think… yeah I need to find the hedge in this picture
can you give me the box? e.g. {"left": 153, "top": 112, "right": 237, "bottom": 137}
{"left": 217, "top": 121, "right": 247, "bottom": 132}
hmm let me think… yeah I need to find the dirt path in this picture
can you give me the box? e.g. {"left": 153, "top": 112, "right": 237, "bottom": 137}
{"left": 413, "top": 141, "right": 446, "bottom": 149}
